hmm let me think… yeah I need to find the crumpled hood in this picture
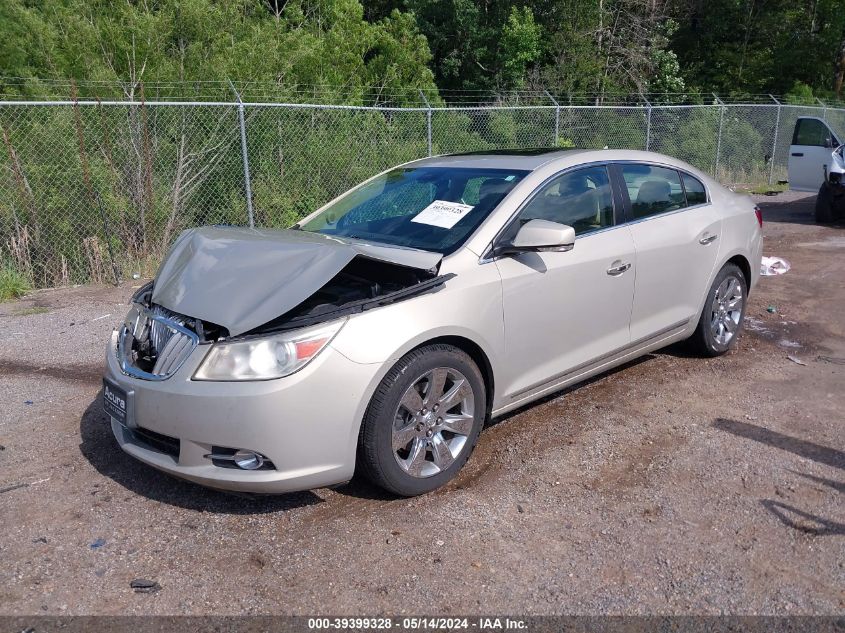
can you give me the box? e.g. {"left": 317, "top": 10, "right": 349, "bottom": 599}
{"left": 151, "top": 226, "right": 442, "bottom": 336}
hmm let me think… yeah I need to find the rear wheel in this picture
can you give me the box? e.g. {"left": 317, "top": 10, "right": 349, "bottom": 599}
{"left": 357, "top": 344, "right": 486, "bottom": 496}
{"left": 815, "top": 181, "right": 835, "bottom": 223}
{"left": 689, "top": 263, "right": 748, "bottom": 357}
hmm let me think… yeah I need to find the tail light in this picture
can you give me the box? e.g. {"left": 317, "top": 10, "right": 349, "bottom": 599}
{"left": 754, "top": 206, "right": 763, "bottom": 228}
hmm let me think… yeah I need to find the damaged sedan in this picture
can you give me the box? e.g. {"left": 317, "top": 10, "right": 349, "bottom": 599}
{"left": 103, "top": 149, "right": 763, "bottom": 496}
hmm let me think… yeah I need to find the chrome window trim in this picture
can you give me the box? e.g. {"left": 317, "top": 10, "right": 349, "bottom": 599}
{"left": 117, "top": 314, "right": 199, "bottom": 381}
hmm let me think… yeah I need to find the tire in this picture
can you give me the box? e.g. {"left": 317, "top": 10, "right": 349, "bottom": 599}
{"left": 815, "top": 181, "right": 835, "bottom": 224}
{"left": 357, "top": 344, "right": 486, "bottom": 496}
{"left": 688, "top": 263, "right": 748, "bottom": 357}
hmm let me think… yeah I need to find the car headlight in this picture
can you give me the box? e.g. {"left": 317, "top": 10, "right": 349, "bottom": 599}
{"left": 193, "top": 319, "right": 346, "bottom": 381}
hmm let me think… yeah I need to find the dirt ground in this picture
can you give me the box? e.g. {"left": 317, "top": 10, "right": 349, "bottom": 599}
{"left": 0, "top": 191, "right": 843, "bottom": 616}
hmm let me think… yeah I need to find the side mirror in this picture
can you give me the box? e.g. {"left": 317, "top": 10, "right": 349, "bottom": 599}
{"left": 824, "top": 137, "right": 837, "bottom": 149}
{"left": 500, "top": 219, "right": 576, "bottom": 255}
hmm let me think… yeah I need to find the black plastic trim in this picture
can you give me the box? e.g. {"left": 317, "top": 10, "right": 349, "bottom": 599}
{"left": 238, "top": 273, "right": 457, "bottom": 337}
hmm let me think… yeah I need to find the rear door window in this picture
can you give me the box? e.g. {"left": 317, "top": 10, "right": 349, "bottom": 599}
{"left": 620, "top": 164, "right": 686, "bottom": 220}
{"left": 681, "top": 173, "right": 708, "bottom": 206}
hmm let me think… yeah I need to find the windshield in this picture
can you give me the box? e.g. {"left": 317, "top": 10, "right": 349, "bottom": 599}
{"left": 300, "top": 166, "right": 529, "bottom": 254}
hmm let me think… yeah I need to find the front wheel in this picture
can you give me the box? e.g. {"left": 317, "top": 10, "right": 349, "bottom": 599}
{"left": 688, "top": 263, "right": 748, "bottom": 357}
{"left": 357, "top": 344, "right": 486, "bottom": 496}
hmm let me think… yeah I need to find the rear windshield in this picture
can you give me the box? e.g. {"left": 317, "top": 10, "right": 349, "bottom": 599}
{"left": 300, "top": 167, "right": 529, "bottom": 254}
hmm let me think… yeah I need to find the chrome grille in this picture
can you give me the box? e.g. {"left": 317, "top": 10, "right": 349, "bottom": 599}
{"left": 152, "top": 326, "right": 195, "bottom": 376}
{"left": 118, "top": 305, "right": 198, "bottom": 381}
{"left": 150, "top": 304, "right": 186, "bottom": 355}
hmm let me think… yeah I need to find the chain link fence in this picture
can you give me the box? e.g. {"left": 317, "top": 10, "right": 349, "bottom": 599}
{"left": 1, "top": 97, "right": 842, "bottom": 288}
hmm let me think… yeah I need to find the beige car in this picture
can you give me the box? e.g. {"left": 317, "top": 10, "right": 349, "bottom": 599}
{"left": 103, "top": 149, "right": 763, "bottom": 496}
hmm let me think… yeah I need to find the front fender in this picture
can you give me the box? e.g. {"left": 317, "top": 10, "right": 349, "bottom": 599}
{"left": 329, "top": 261, "right": 506, "bottom": 428}
{"left": 329, "top": 256, "right": 503, "bottom": 363}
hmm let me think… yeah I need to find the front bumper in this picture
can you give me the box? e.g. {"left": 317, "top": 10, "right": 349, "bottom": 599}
{"left": 104, "top": 331, "right": 382, "bottom": 493}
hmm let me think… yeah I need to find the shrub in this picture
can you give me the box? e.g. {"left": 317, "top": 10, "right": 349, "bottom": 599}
{"left": 0, "top": 263, "right": 31, "bottom": 302}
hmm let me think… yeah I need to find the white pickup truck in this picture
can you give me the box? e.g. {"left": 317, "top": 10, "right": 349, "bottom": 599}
{"left": 787, "top": 116, "right": 844, "bottom": 223}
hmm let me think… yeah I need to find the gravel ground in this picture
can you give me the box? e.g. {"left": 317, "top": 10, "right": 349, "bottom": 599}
{"left": 0, "top": 191, "right": 843, "bottom": 616}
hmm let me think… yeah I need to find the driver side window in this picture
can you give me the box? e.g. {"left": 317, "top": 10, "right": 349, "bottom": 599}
{"left": 793, "top": 118, "right": 838, "bottom": 147}
{"left": 516, "top": 166, "right": 615, "bottom": 236}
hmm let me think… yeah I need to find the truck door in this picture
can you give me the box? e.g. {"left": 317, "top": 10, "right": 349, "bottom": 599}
{"left": 788, "top": 117, "right": 840, "bottom": 192}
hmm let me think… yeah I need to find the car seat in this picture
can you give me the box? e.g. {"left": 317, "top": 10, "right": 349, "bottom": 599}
{"left": 634, "top": 179, "right": 671, "bottom": 217}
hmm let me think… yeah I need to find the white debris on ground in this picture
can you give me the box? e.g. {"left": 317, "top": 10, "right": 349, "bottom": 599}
{"left": 760, "top": 256, "right": 791, "bottom": 276}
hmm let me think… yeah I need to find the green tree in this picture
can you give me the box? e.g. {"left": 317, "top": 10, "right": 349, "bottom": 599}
{"left": 499, "top": 7, "right": 542, "bottom": 89}
{"left": 0, "top": 0, "right": 437, "bottom": 104}
{"left": 670, "top": 0, "right": 845, "bottom": 97}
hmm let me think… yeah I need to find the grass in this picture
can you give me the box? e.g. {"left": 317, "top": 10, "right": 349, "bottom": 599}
{"left": 745, "top": 182, "right": 790, "bottom": 195}
{"left": 0, "top": 264, "right": 32, "bottom": 302}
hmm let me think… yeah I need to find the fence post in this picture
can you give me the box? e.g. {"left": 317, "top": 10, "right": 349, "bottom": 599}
{"left": 713, "top": 93, "right": 725, "bottom": 178}
{"left": 640, "top": 93, "right": 652, "bottom": 151}
{"left": 817, "top": 97, "right": 828, "bottom": 121}
{"left": 229, "top": 80, "right": 254, "bottom": 228}
{"left": 419, "top": 89, "right": 433, "bottom": 157}
{"left": 768, "top": 94, "right": 782, "bottom": 186}
{"left": 544, "top": 89, "right": 560, "bottom": 146}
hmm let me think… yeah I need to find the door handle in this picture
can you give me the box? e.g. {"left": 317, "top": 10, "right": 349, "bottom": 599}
{"left": 699, "top": 233, "right": 718, "bottom": 245}
{"left": 606, "top": 262, "right": 631, "bottom": 276}
{"left": 791, "top": 152, "right": 804, "bottom": 157}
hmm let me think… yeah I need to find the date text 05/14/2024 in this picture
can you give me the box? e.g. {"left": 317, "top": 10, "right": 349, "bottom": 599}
{"left": 307, "top": 618, "right": 528, "bottom": 630}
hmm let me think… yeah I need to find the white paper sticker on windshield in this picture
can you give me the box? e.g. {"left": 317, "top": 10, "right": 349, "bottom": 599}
{"left": 411, "top": 200, "right": 475, "bottom": 229}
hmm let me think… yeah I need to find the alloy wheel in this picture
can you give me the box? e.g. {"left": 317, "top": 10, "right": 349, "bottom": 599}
{"left": 392, "top": 367, "right": 475, "bottom": 478}
{"left": 709, "top": 275, "right": 744, "bottom": 346}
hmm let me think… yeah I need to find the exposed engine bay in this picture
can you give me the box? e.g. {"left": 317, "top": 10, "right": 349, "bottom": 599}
{"left": 115, "top": 226, "right": 455, "bottom": 379}
{"left": 128, "top": 255, "right": 451, "bottom": 356}
{"left": 252, "top": 256, "right": 451, "bottom": 334}
{"left": 147, "top": 226, "right": 447, "bottom": 338}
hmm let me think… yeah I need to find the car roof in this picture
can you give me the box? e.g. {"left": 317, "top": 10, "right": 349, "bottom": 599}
{"left": 409, "top": 148, "right": 592, "bottom": 170}
{"left": 407, "top": 148, "right": 713, "bottom": 183}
